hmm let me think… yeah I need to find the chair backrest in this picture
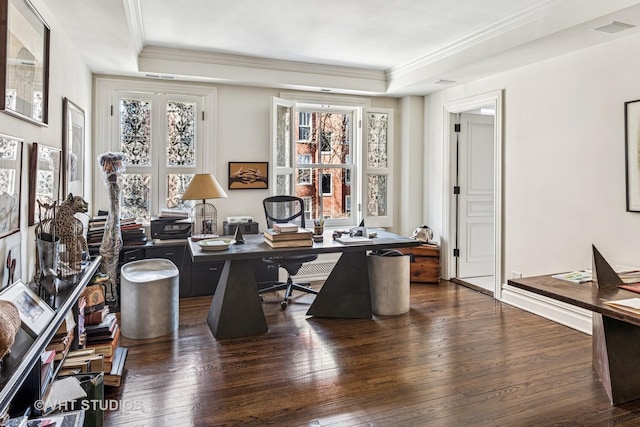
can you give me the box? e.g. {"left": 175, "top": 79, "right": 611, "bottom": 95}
{"left": 263, "top": 196, "right": 306, "bottom": 229}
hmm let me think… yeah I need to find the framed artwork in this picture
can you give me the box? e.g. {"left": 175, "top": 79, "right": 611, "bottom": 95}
{"left": 228, "top": 162, "right": 269, "bottom": 190}
{"left": 0, "top": 0, "right": 50, "bottom": 125}
{"left": 28, "top": 143, "right": 62, "bottom": 226}
{"left": 625, "top": 99, "right": 640, "bottom": 212}
{"left": 0, "top": 133, "right": 23, "bottom": 238}
{"left": 0, "top": 280, "right": 53, "bottom": 337}
{"left": 62, "top": 97, "right": 85, "bottom": 198}
{"left": 0, "top": 231, "right": 20, "bottom": 292}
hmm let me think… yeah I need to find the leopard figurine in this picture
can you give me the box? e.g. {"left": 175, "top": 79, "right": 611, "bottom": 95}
{"left": 53, "top": 193, "right": 89, "bottom": 277}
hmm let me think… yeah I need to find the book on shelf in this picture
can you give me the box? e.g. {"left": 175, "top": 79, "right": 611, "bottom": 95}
{"left": 550, "top": 270, "right": 592, "bottom": 284}
{"left": 273, "top": 222, "right": 299, "bottom": 233}
{"left": 85, "top": 306, "right": 109, "bottom": 326}
{"left": 86, "top": 327, "right": 120, "bottom": 357}
{"left": 86, "top": 323, "right": 119, "bottom": 344}
{"left": 263, "top": 228, "right": 312, "bottom": 241}
{"left": 61, "top": 353, "right": 104, "bottom": 373}
{"left": 104, "top": 346, "right": 128, "bottom": 387}
{"left": 264, "top": 238, "right": 313, "bottom": 248}
{"left": 85, "top": 312, "right": 117, "bottom": 335}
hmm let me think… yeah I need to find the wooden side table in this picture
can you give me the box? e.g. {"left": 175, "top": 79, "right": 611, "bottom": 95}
{"left": 397, "top": 244, "right": 440, "bottom": 283}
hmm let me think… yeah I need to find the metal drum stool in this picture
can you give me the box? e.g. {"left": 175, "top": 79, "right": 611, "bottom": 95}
{"left": 367, "top": 250, "right": 410, "bottom": 315}
{"left": 120, "top": 258, "right": 179, "bottom": 339}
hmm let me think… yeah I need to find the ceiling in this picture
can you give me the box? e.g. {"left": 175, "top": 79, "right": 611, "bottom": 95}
{"left": 44, "top": 0, "right": 640, "bottom": 96}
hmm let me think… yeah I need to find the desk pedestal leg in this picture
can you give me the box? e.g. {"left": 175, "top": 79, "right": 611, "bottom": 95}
{"left": 207, "top": 259, "right": 268, "bottom": 339}
{"left": 593, "top": 313, "right": 640, "bottom": 405}
{"left": 307, "top": 251, "right": 371, "bottom": 318}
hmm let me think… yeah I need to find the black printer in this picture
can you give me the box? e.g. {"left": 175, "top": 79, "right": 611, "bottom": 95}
{"left": 151, "top": 217, "right": 192, "bottom": 240}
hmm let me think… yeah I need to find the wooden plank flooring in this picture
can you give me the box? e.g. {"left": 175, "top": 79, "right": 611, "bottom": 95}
{"left": 105, "top": 281, "right": 640, "bottom": 426}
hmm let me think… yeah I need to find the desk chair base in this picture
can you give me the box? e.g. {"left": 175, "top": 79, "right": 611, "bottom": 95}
{"left": 259, "top": 276, "right": 318, "bottom": 309}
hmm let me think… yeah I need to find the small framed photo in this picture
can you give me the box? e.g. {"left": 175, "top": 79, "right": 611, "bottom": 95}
{"left": 228, "top": 161, "right": 269, "bottom": 190}
{"left": 0, "top": 280, "right": 54, "bottom": 337}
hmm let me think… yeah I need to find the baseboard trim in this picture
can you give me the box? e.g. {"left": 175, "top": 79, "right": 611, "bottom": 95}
{"left": 501, "top": 284, "right": 592, "bottom": 335}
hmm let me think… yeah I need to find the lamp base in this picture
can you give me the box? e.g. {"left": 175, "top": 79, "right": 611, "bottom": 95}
{"left": 190, "top": 234, "right": 220, "bottom": 241}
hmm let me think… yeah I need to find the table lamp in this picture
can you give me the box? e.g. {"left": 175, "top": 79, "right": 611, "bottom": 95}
{"left": 181, "top": 173, "right": 228, "bottom": 240}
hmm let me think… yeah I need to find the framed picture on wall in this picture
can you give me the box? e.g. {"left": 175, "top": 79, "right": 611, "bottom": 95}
{"left": 28, "top": 143, "right": 62, "bottom": 226}
{"left": 62, "top": 98, "right": 85, "bottom": 198}
{"left": 228, "top": 162, "right": 269, "bottom": 190}
{"left": 625, "top": 99, "right": 640, "bottom": 212}
{"left": 0, "top": 232, "right": 21, "bottom": 292}
{"left": 0, "top": 0, "right": 50, "bottom": 125}
{"left": 0, "top": 133, "right": 23, "bottom": 239}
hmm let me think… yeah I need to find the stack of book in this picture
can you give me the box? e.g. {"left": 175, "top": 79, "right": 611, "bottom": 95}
{"left": 263, "top": 223, "right": 313, "bottom": 248}
{"left": 87, "top": 216, "right": 146, "bottom": 248}
{"left": 83, "top": 312, "right": 127, "bottom": 386}
{"left": 46, "top": 314, "right": 75, "bottom": 362}
{"left": 60, "top": 348, "right": 104, "bottom": 375}
{"left": 120, "top": 220, "right": 147, "bottom": 246}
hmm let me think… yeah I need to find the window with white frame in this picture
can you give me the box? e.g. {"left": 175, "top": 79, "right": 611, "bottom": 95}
{"left": 302, "top": 196, "right": 312, "bottom": 220}
{"left": 271, "top": 95, "right": 393, "bottom": 228}
{"left": 298, "top": 112, "right": 311, "bottom": 142}
{"left": 94, "top": 78, "right": 215, "bottom": 223}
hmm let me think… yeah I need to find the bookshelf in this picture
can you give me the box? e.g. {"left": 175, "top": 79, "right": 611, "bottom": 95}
{"left": 0, "top": 256, "right": 102, "bottom": 418}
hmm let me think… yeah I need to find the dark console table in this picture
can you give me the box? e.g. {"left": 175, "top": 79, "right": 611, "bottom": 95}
{"left": 508, "top": 247, "right": 640, "bottom": 405}
{"left": 189, "top": 231, "right": 420, "bottom": 339}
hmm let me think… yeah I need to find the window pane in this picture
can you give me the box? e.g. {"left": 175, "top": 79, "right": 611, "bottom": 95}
{"left": 367, "top": 112, "right": 388, "bottom": 168}
{"left": 298, "top": 112, "right": 311, "bottom": 142}
{"left": 276, "top": 105, "right": 291, "bottom": 168}
{"left": 367, "top": 174, "right": 387, "bottom": 216}
{"left": 317, "top": 113, "right": 350, "bottom": 165}
{"left": 167, "top": 174, "right": 195, "bottom": 209}
{"left": 276, "top": 174, "right": 291, "bottom": 195}
{"left": 294, "top": 167, "right": 350, "bottom": 220}
{"left": 297, "top": 168, "right": 311, "bottom": 185}
{"left": 120, "top": 98, "right": 152, "bottom": 166}
{"left": 167, "top": 101, "right": 196, "bottom": 167}
{"left": 122, "top": 173, "right": 151, "bottom": 221}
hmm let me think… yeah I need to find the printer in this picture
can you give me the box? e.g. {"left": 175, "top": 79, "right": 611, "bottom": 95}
{"left": 223, "top": 216, "right": 259, "bottom": 236}
{"left": 151, "top": 217, "right": 192, "bottom": 240}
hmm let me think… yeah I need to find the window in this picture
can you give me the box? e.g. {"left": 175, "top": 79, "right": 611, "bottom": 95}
{"left": 302, "top": 196, "right": 312, "bottom": 220}
{"left": 321, "top": 173, "right": 332, "bottom": 195}
{"left": 298, "top": 112, "right": 311, "bottom": 142}
{"left": 94, "top": 78, "right": 215, "bottom": 223}
{"left": 297, "top": 154, "right": 311, "bottom": 185}
{"left": 272, "top": 95, "right": 393, "bottom": 228}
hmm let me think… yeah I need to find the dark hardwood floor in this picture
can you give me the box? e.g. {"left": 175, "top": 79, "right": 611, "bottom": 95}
{"left": 105, "top": 281, "right": 640, "bottom": 426}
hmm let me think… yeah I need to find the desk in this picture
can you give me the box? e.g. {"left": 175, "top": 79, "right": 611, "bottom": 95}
{"left": 507, "top": 274, "right": 640, "bottom": 405}
{"left": 189, "top": 231, "right": 420, "bottom": 339}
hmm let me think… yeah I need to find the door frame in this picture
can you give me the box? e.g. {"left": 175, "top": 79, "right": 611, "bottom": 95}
{"left": 442, "top": 90, "right": 504, "bottom": 299}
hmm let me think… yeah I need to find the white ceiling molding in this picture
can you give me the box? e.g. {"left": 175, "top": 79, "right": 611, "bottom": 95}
{"left": 138, "top": 46, "right": 387, "bottom": 94}
{"left": 123, "top": 0, "right": 145, "bottom": 56}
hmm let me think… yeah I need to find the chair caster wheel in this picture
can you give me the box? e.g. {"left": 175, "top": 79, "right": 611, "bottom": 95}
{"left": 280, "top": 301, "right": 287, "bottom": 309}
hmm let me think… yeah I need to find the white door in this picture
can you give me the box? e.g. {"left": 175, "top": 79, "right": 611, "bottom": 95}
{"left": 457, "top": 113, "right": 494, "bottom": 280}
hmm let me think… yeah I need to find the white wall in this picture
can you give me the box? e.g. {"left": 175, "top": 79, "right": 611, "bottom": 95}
{"left": 425, "top": 32, "right": 640, "bottom": 301}
{"left": 0, "top": 0, "right": 92, "bottom": 286}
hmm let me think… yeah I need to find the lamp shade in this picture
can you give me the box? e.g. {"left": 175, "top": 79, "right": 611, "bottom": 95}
{"left": 182, "top": 174, "right": 228, "bottom": 200}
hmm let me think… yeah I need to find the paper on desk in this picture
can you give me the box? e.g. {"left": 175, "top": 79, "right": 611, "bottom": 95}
{"left": 603, "top": 297, "right": 640, "bottom": 313}
{"left": 43, "top": 376, "right": 87, "bottom": 413}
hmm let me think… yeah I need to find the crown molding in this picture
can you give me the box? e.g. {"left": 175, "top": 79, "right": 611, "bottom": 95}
{"left": 388, "top": 0, "right": 562, "bottom": 80}
{"left": 139, "top": 46, "right": 386, "bottom": 82}
{"left": 123, "top": 0, "right": 145, "bottom": 56}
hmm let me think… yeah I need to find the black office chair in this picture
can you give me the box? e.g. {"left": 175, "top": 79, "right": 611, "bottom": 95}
{"left": 260, "top": 195, "right": 318, "bottom": 309}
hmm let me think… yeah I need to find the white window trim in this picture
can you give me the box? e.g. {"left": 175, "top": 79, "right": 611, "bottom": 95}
{"left": 94, "top": 77, "right": 216, "bottom": 220}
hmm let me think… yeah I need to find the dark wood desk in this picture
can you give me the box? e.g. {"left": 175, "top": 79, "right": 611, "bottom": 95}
{"left": 508, "top": 274, "right": 640, "bottom": 405}
{"left": 189, "top": 231, "right": 420, "bottom": 339}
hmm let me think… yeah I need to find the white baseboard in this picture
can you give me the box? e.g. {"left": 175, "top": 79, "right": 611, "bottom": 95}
{"left": 500, "top": 284, "right": 592, "bottom": 335}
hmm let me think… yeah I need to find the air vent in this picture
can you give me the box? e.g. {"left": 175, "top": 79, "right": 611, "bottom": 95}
{"left": 593, "top": 21, "right": 635, "bottom": 34}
